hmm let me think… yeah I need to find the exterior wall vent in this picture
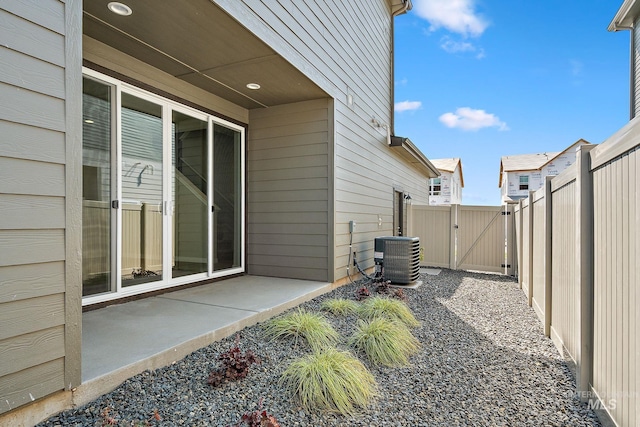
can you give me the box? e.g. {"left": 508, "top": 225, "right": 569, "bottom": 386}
{"left": 373, "top": 236, "right": 420, "bottom": 284}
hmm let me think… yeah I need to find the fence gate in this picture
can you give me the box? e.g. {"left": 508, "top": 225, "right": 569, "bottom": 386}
{"left": 412, "top": 204, "right": 515, "bottom": 275}
{"left": 456, "top": 205, "right": 514, "bottom": 274}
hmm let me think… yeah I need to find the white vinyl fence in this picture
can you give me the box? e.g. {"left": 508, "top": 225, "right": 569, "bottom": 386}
{"left": 412, "top": 204, "right": 515, "bottom": 275}
{"left": 514, "top": 118, "right": 640, "bottom": 427}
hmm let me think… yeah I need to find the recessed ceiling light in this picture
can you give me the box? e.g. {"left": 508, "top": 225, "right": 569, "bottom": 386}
{"left": 107, "top": 2, "right": 132, "bottom": 16}
{"left": 246, "top": 83, "right": 261, "bottom": 90}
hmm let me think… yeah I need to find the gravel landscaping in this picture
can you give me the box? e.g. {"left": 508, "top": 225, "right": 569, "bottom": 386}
{"left": 39, "top": 269, "right": 602, "bottom": 426}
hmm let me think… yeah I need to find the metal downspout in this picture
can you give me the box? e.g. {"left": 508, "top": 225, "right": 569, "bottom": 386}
{"left": 630, "top": 28, "right": 636, "bottom": 120}
{"left": 610, "top": 22, "right": 635, "bottom": 119}
{"left": 390, "top": 1, "right": 411, "bottom": 134}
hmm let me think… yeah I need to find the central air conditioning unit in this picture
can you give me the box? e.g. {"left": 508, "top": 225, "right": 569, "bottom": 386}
{"left": 373, "top": 236, "right": 420, "bottom": 284}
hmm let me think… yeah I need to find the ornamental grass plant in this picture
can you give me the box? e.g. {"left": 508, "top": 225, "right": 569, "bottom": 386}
{"left": 348, "top": 317, "right": 421, "bottom": 366}
{"left": 263, "top": 309, "right": 339, "bottom": 351}
{"left": 357, "top": 296, "right": 420, "bottom": 328}
{"left": 319, "top": 298, "right": 359, "bottom": 316}
{"left": 280, "top": 347, "right": 378, "bottom": 415}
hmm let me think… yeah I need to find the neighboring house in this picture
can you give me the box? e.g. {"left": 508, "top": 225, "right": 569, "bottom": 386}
{"left": 498, "top": 139, "right": 591, "bottom": 204}
{"left": 610, "top": 0, "right": 640, "bottom": 120}
{"left": 0, "top": 0, "right": 440, "bottom": 419}
{"left": 428, "top": 158, "right": 464, "bottom": 205}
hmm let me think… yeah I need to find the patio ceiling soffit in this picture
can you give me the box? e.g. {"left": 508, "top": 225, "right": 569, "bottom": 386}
{"left": 82, "top": 0, "right": 327, "bottom": 109}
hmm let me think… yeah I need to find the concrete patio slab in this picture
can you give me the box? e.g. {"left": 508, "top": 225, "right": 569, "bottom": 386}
{"left": 76, "top": 275, "right": 332, "bottom": 408}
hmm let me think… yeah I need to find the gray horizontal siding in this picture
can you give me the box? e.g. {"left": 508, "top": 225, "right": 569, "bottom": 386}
{"left": 220, "top": 0, "right": 390, "bottom": 119}
{"left": 0, "top": 7, "right": 65, "bottom": 67}
{"left": 0, "top": 359, "right": 65, "bottom": 414}
{"left": 0, "top": 194, "right": 65, "bottom": 229}
{"left": 248, "top": 98, "right": 330, "bottom": 281}
{"left": 0, "top": 262, "right": 65, "bottom": 304}
{"left": 218, "top": 1, "right": 433, "bottom": 281}
{"left": 0, "top": 120, "right": 66, "bottom": 164}
{"left": 0, "top": 0, "right": 81, "bottom": 416}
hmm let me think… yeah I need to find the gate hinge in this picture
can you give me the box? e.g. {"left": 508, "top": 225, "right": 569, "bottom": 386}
{"left": 501, "top": 211, "right": 511, "bottom": 215}
{"left": 501, "top": 264, "right": 511, "bottom": 268}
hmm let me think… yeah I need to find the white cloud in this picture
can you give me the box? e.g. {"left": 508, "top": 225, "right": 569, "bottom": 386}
{"left": 413, "top": 0, "right": 489, "bottom": 37}
{"left": 395, "top": 77, "right": 408, "bottom": 86}
{"left": 439, "top": 107, "right": 509, "bottom": 131}
{"left": 395, "top": 100, "right": 422, "bottom": 112}
{"left": 440, "top": 37, "right": 475, "bottom": 53}
{"left": 440, "top": 36, "right": 486, "bottom": 58}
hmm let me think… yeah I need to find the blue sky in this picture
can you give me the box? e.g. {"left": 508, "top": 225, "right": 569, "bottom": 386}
{"left": 393, "top": 0, "right": 630, "bottom": 205}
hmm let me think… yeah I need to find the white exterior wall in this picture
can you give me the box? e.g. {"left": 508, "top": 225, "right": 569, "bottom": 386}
{"left": 502, "top": 152, "right": 579, "bottom": 204}
{"left": 429, "top": 169, "right": 462, "bottom": 205}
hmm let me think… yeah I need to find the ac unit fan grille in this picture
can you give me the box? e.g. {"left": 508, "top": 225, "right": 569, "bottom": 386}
{"left": 374, "top": 236, "right": 420, "bottom": 284}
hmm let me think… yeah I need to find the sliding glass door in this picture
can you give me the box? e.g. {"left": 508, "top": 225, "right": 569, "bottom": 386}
{"left": 82, "top": 77, "right": 114, "bottom": 297}
{"left": 82, "top": 70, "right": 245, "bottom": 304}
{"left": 172, "top": 111, "right": 208, "bottom": 278}
{"left": 120, "top": 93, "right": 164, "bottom": 287}
{"left": 213, "top": 123, "right": 242, "bottom": 271}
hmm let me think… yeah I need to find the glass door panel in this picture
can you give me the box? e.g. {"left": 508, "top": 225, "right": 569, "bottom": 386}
{"left": 172, "top": 111, "right": 208, "bottom": 278}
{"left": 213, "top": 123, "right": 242, "bottom": 271}
{"left": 82, "top": 77, "right": 113, "bottom": 296}
{"left": 121, "top": 93, "right": 163, "bottom": 287}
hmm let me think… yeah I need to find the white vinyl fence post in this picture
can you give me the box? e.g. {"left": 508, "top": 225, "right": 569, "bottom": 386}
{"left": 576, "top": 144, "right": 595, "bottom": 401}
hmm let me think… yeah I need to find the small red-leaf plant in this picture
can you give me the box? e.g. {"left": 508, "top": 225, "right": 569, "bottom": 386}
{"left": 375, "top": 280, "right": 392, "bottom": 295}
{"left": 355, "top": 286, "right": 371, "bottom": 301}
{"left": 208, "top": 334, "right": 261, "bottom": 387}
{"left": 229, "top": 398, "right": 281, "bottom": 427}
{"left": 393, "top": 288, "right": 408, "bottom": 302}
{"left": 100, "top": 407, "right": 118, "bottom": 426}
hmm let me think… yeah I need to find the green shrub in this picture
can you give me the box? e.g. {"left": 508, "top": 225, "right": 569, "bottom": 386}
{"left": 357, "top": 296, "right": 420, "bottom": 327}
{"left": 349, "top": 317, "right": 421, "bottom": 366}
{"left": 320, "top": 298, "right": 359, "bottom": 315}
{"left": 263, "top": 309, "right": 339, "bottom": 351}
{"left": 280, "top": 348, "right": 378, "bottom": 415}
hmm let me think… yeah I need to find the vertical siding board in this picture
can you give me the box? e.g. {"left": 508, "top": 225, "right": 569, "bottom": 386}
{"left": 64, "top": 0, "right": 83, "bottom": 389}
